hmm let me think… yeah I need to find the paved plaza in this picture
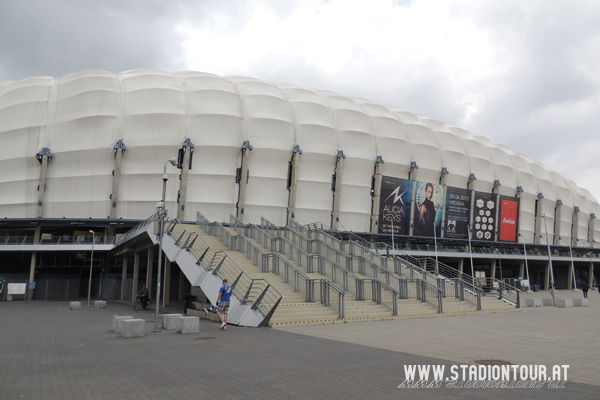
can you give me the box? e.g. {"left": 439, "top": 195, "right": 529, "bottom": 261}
{"left": 0, "top": 290, "right": 598, "bottom": 399}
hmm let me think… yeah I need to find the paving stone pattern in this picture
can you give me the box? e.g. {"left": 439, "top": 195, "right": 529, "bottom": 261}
{"left": 0, "top": 299, "right": 596, "bottom": 400}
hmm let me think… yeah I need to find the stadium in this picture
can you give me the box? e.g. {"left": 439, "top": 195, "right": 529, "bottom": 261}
{"left": 0, "top": 70, "right": 597, "bottom": 325}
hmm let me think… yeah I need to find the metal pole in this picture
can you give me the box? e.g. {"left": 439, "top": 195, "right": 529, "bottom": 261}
{"left": 87, "top": 230, "right": 95, "bottom": 309}
{"left": 468, "top": 228, "right": 475, "bottom": 288}
{"left": 391, "top": 217, "right": 395, "bottom": 255}
{"left": 434, "top": 224, "right": 439, "bottom": 275}
{"left": 569, "top": 241, "right": 577, "bottom": 290}
{"left": 522, "top": 239, "right": 531, "bottom": 292}
{"left": 154, "top": 157, "right": 177, "bottom": 332}
{"left": 542, "top": 214, "right": 556, "bottom": 306}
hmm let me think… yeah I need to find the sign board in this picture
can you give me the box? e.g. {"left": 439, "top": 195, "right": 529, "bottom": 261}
{"left": 8, "top": 283, "right": 27, "bottom": 295}
{"left": 29, "top": 282, "right": 36, "bottom": 290}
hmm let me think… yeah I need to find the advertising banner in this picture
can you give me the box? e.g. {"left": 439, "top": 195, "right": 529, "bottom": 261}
{"left": 413, "top": 181, "right": 444, "bottom": 237}
{"left": 378, "top": 176, "right": 412, "bottom": 235}
{"left": 444, "top": 187, "right": 471, "bottom": 239}
{"left": 473, "top": 192, "right": 497, "bottom": 241}
{"left": 499, "top": 196, "right": 520, "bottom": 242}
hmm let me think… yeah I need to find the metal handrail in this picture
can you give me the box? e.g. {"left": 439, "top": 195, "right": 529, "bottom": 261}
{"left": 176, "top": 216, "right": 284, "bottom": 324}
{"left": 0, "top": 235, "right": 118, "bottom": 246}
{"left": 221, "top": 214, "right": 345, "bottom": 319}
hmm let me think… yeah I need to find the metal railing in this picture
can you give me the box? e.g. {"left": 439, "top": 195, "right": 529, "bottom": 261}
{"left": 476, "top": 277, "right": 521, "bottom": 307}
{"left": 170, "top": 217, "right": 284, "bottom": 326}
{"left": 203, "top": 213, "right": 346, "bottom": 319}
{"left": 2, "top": 235, "right": 117, "bottom": 246}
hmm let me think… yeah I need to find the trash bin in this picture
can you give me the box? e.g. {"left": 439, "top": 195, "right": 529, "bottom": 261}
{"left": 183, "top": 294, "right": 196, "bottom": 314}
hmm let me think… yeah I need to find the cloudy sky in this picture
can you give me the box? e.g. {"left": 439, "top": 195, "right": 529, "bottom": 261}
{"left": 1, "top": 0, "right": 599, "bottom": 200}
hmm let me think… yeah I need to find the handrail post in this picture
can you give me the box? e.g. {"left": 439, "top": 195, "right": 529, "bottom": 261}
{"left": 212, "top": 254, "right": 227, "bottom": 275}
{"left": 196, "top": 248, "right": 210, "bottom": 265}
{"left": 230, "top": 271, "right": 244, "bottom": 291}
{"left": 251, "top": 284, "right": 270, "bottom": 310}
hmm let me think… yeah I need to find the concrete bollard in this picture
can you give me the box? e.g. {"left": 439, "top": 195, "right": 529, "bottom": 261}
{"left": 163, "top": 314, "right": 183, "bottom": 330}
{"left": 555, "top": 299, "right": 573, "bottom": 308}
{"left": 70, "top": 301, "right": 81, "bottom": 310}
{"left": 94, "top": 300, "right": 107, "bottom": 309}
{"left": 112, "top": 316, "right": 134, "bottom": 333}
{"left": 177, "top": 316, "right": 200, "bottom": 334}
{"left": 572, "top": 298, "right": 588, "bottom": 307}
{"left": 121, "top": 319, "right": 145, "bottom": 338}
{"left": 525, "top": 298, "right": 542, "bottom": 307}
{"left": 542, "top": 298, "right": 553, "bottom": 306}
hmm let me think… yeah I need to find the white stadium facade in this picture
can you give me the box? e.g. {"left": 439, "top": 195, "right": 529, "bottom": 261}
{"left": 0, "top": 69, "right": 598, "bottom": 306}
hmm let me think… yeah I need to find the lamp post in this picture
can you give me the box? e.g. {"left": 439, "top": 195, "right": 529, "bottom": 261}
{"left": 542, "top": 213, "right": 556, "bottom": 306}
{"left": 434, "top": 224, "right": 439, "bottom": 276}
{"left": 87, "top": 230, "right": 95, "bottom": 309}
{"left": 518, "top": 233, "right": 532, "bottom": 292}
{"left": 468, "top": 227, "right": 475, "bottom": 288}
{"left": 153, "top": 157, "right": 178, "bottom": 332}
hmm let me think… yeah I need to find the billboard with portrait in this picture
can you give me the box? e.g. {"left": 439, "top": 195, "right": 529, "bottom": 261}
{"left": 445, "top": 187, "right": 471, "bottom": 239}
{"left": 378, "top": 176, "right": 412, "bottom": 235}
{"left": 413, "top": 181, "right": 444, "bottom": 237}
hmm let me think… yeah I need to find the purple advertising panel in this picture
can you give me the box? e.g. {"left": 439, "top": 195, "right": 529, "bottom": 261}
{"left": 445, "top": 187, "right": 471, "bottom": 239}
{"left": 378, "top": 176, "right": 412, "bottom": 235}
{"left": 413, "top": 181, "right": 444, "bottom": 238}
{"left": 473, "top": 192, "right": 497, "bottom": 241}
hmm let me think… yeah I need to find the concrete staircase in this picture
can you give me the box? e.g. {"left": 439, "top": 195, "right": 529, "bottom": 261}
{"left": 182, "top": 223, "right": 343, "bottom": 325}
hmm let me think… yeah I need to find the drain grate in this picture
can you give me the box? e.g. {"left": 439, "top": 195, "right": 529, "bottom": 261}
{"left": 194, "top": 336, "right": 217, "bottom": 340}
{"left": 473, "top": 359, "right": 512, "bottom": 366}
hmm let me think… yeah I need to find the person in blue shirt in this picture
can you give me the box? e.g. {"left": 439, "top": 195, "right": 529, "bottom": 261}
{"left": 216, "top": 279, "right": 232, "bottom": 330}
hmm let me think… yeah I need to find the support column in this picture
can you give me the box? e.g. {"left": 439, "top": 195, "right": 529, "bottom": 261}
{"left": 132, "top": 252, "right": 140, "bottom": 302}
{"left": 146, "top": 247, "right": 154, "bottom": 298}
{"left": 589, "top": 215, "right": 597, "bottom": 248}
{"left": 177, "top": 138, "right": 194, "bottom": 221}
{"left": 178, "top": 267, "right": 185, "bottom": 300}
{"left": 120, "top": 256, "right": 128, "bottom": 300}
{"left": 236, "top": 141, "right": 253, "bottom": 221}
{"left": 109, "top": 140, "right": 126, "bottom": 220}
{"left": 490, "top": 260, "right": 496, "bottom": 282}
{"left": 163, "top": 259, "right": 171, "bottom": 307}
{"left": 518, "top": 261, "right": 525, "bottom": 279}
{"left": 567, "top": 261, "right": 574, "bottom": 290}
{"left": 589, "top": 261, "right": 594, "bottom": 288}
{"left": 553, "top": 202, "right": 562, "bottom": 245}
{"left": 544, "top": 262, "right": 551, "bottom": 290}
{"left": 572, "top": 208, "right": 580, "bottom": 247}
{"left": 331, "top": 151, "right": 345, "bottom": 230}
{"left": 467, "top": 175, "right": 476, "bottom": 244}
{"left": 287, "top": 145, "right": 302, "bottom": 223}
{"left": 458, "top": 258, "right": 464, "bottom": 274}
{"left": 535, "top": 194, "right": 544, "bottom": 244}
{"left": 370, "top": 156, "right": 384, "bottom": 233}
{"left": 28, "top": 148, "right": 53, "bottom": 300}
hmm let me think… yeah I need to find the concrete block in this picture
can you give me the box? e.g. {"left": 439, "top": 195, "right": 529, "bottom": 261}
{"left": 542, "top": 298, "right": 554, "bottom": 306}
{"left": 121, "top": 319, "right": 145, "bottom": 338}
{"left": 573, "top": 298, "right": 588, "bottom": 307}
{"left": 94, "top": 300, "right": 107, "bottom": 309}
{"left": 112, "top": 315, "right": 134, "bottom": 333}
{"left": 555, "top": 299, "right": 573, "bottom": 308}
{"left": 177, "top": 316, "right": 200, "bottom": 334}
{"left": 525, "top": 298, "right": 542, "bottom": 307}
{"left": 69, "top": 301, "right": 81, "bottom": 310}
{"left": 163, "top": 313, "right": 183, "bottom": 330}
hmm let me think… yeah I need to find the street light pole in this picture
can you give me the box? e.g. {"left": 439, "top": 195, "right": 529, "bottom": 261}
{"left": 468, "top": 227, "right": 475, "bottom": 288}
{"left": 518, "top": 233, "right": 532, "bottom": 292}
{"left": 87, "top": 230, "right": 95, "bottom": 309}
{"left": 154, "top": 157, "right": 177, "bottom": 332}
{"left": 542, "top": 214, "right": 556, "bottom": 306}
